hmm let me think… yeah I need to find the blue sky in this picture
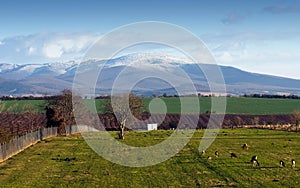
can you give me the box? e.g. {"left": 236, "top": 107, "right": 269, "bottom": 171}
{"left": 0, "top": 0, "right": 300, "bottom": 79}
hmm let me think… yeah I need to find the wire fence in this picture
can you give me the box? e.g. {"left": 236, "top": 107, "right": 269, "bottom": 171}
{"left": 0, "top": 125, "right": 90, "bottom": 163}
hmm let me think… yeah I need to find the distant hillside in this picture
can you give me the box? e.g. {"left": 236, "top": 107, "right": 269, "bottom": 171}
{"left": 0, "top": 53, "right": 300, "bottom": 96}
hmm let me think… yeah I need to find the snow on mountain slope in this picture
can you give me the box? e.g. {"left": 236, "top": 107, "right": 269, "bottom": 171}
{"left": 0, "top": 53, "right": 193, "bottom": 80}
{"left": 0, "top": 61, "right": 79, "bottom": 80}
{"left": 0, "top": 64, "right": 21, "bottom": 73}
{"left": 104, "top": 52, "right": 194, "bottom": 68}
{"left": 0, "top": 52, "right": 300, "bottom": 96}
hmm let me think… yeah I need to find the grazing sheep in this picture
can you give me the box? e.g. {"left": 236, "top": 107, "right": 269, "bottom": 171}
{"left": 207, "top": 156, "right": 212, "bottom": 161}
{"left": 280, "top": 160, "right": 286, "bottom": 167}
{"left": 251, "top": 155, "right": 257, "bottom": 161}
{"left": 292, "top": 159, "right": 296, "bottom": 168}
{"left": 251, "top": 156, "right": 259, "bottom": 166}
{"left": 242, "top": 143, "right": 249, "bottom": 150}
{"left": 201, "top": 150, "right": 206, "bottom": 155}
{"left": 215, "top": 151, "right": 219, "bottom": 158}
{"left": 230, "top": 152, "right": 238, "bottom": 158}
{"left": 252, "top": 159, "right": 260, "bottom": 166}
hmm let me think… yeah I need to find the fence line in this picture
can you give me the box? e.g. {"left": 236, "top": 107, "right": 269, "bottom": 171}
{"left": 0, "top": 125, "right": 91, "bottom": 163}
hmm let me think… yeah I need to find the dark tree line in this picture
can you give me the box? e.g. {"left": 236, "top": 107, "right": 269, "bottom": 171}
{"left": 242, "top": 94, "right": 300, "bottom": 99}
{"left": 44, "top": 90, "right": 143, "bottom": 138}
{"left": 0, "top": 95, "right": 59, "bottom": 101}
{"left": 2, "top": 93, "right": 300, "bottom": 101}
{"left": 45, "top": 90, "right": 75, "bottom": 135}
{"left": 45, "top": 90, "right": 92, "bottom": 135}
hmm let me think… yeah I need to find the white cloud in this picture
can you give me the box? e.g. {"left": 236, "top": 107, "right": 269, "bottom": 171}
{"left": 200, "top": 31, "right": 300, "bottom": 79}
{"left": 41, "top": 35, "right": 98, "bottom": 59}
{"left": 28, "top": 47, "right": 36, "bottom": 55}
{"left": 213, "top": 49, "right": 300, "bottom": 79}
{"left": 217, "top": 51, "right": 234, "bottom": 62}
{"left": 0, "top": 30, "right": 300, "bottom": 79}
{"left": 43, "top": 43, "right": 63, "bottom": 58}
{"left": 216, "top": 50, "right": 300, "bottom": 64}
{"left": 0, "top": 32, "right": 101, "bottom": 64}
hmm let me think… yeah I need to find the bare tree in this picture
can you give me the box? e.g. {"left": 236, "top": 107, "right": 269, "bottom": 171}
{"left": 292, "top": 110, "right": 300, "bottom": 132}
{"left": 233, "top": 116, "right": 243, "bottom": 128}
{"left": 104, "top": 93, "right": 143, "bottom": 140}
{"left": 45, "top": 90, "right": 77, "bottom": 135}
{"left": 252, "top": 117, "right": 260, "bottom": 126}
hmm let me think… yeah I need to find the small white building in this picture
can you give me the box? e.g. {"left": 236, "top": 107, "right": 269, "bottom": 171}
{"left": 147, "top": 123, "right": 157, "bottom": 131}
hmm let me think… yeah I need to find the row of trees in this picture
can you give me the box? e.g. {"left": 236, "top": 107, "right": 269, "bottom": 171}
{"left": 95, "top": 93, "right": 300, "bottom": 99}
{"left": 242, "top": 94, "right": 300, "bottom": 99}
{"left": 45, "top": 90, "right": 76, "bottom": 135}
{"left": 44, "top": 90, "right": 300, "bottom": 139}
{"left": 45, "top": 90, "right": 143, "bottom": 139}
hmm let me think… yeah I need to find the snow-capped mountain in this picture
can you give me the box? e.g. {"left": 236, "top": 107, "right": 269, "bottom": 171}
{"left": 1, "top": 52, "right": 300, "bottom": 96}
{"left": 0, "top": 61, "right": 78, "bottom": 80}
{"left": 104, "top": 52, "right": 193, "bottom": 67}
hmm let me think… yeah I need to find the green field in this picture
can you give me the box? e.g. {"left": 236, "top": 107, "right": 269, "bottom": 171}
{"left": 0, "top": 100, "right": 45, "bottom": 113}
{"left": 0, "top": 129, "right": 299, "bottom": 187}
{"left": 1, "top": 97, "right": 300, "bottom": 114}
{"left": 143, "top": 97, "right": 300, "bottom": 114}
{"left": 84, "top": 97, "right": 300, "bottom": 114}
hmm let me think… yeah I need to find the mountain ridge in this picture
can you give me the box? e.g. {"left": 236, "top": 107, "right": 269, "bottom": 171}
{"left": 0, "top": 53, "right": 299, "bottom": 96}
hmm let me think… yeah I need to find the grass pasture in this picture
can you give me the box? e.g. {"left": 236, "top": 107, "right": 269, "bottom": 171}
{"left": 86, "top": 97, "right": 300, "bottom": 114}
{"left": 0, "top": 129, "right": 300, "bottom": 187}
{"left": 2, "top": 97, "right": 300, "bottom": 114}
{"left": 143, "top": 97, "right": 300, "bottom": 114}
{"left": 0, "top": 100, "right": 45, "bottom": 114}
